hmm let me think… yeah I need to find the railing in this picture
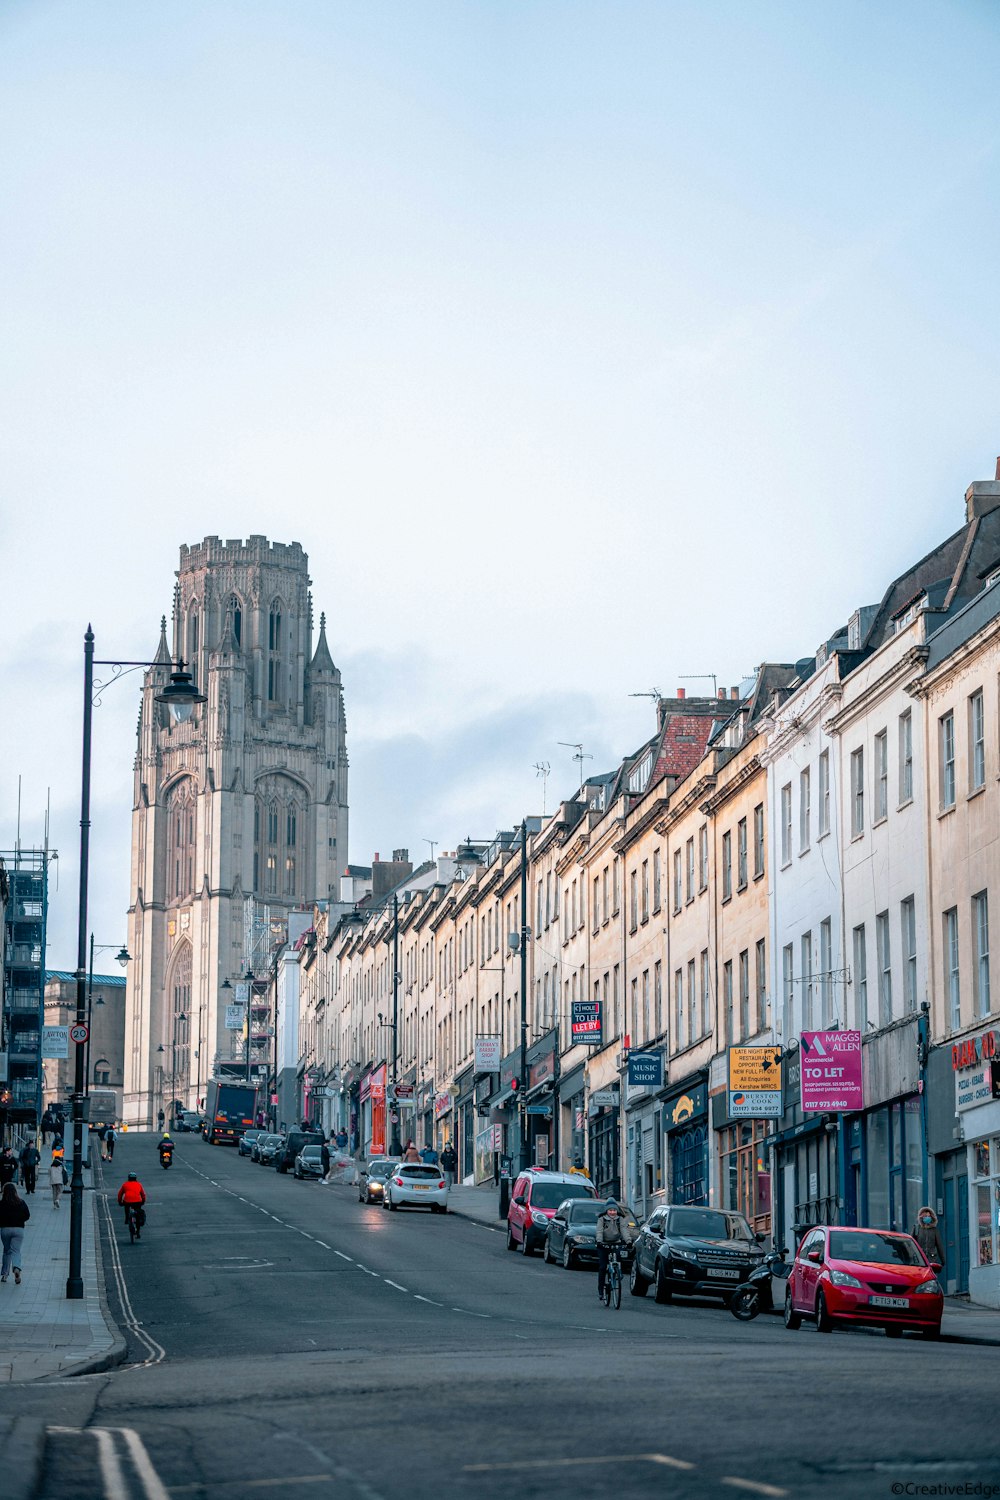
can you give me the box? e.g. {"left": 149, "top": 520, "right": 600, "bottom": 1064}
{"left": 6, "top": 989, "right": 41, "bottom": 1011}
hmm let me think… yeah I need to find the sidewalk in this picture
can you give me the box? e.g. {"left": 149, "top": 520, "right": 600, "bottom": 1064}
{"left": 447, "top": 1181, "right": 506, "bottom": 1227}
{"left": 0, "top": 1164, "right": 125, "bottom": 1382}
{"left": 940, "top": 1296, "right": 1000, "bottom": 1346}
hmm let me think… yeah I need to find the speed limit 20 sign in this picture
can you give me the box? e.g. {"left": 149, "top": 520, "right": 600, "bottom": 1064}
{"left": 69, "top": 1023, "right": 89, "bottom": 1045}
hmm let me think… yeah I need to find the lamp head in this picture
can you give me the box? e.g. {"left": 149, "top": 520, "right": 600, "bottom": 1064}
{"left": 154, "top": 662, "right": 206, "bottom": 724}
{"left": 116, "top": 946, "right": 131, "bottom": 968}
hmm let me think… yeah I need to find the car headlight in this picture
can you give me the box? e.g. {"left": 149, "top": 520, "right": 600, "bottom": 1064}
{"left": 671, "top": 1248, "right": 698, "bottom": 1262}
{"left": 912, "top": 1278, "right": 943, "bottom": 1295}
{"left": 531, "top": 1210, "right": 549, "bottom": 1226}
{"left": 828, "top": 1270, "right": 863, "bottom": 1289}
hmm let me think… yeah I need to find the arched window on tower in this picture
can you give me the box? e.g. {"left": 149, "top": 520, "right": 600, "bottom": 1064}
{"left": 284, "top": 800, "right": 298, "bottom": 896}
{"left": 167, "top": 945, "right": 192, "bottom": 1104}
{"left": 267, "top": 601, "right": 283, "bottom": 703}
{"left": 253, "top": 780, "right": 302, "bottom": 902}
{"left": 229, "top": 595, "right": 242, "bottom": 651}
{"left": 187, "top": 608, "right": 199, "bottom": 679}
{"left": 165, "top": 779, "right": 197, "bottom": 900}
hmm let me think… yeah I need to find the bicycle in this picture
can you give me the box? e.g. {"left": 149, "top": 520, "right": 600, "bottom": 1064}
{"left": 124, "top": 1204, "right": 146, "bottom": 1243}
{"left": 601, "top": 1245, "right": 623, "bottom": 1309}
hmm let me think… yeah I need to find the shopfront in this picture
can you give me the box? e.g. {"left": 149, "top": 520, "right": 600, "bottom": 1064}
{"left": 625, "top": 1049, "right": 666, "bottom": 1218}
{"left": 713, "top": 1099, "right": 772, "bottom": 1233}
{"left": 588, "top": 1093, "right": 620, "bottom": 1198}
{"left": 525, "top": 1030, "right": 557, "bottom": 1166}
{"left": 662, "top": 1076, "right": 708, "bottom": 1207}
{"left": 558, "top": 1063, "right": 587, "bottom": 1175}
{"left": 940, "top": 1024, "right": 1000, "bottom": 1307}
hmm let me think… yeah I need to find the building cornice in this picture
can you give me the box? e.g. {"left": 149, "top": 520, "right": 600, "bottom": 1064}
{"left": 824, "top": 644, "right": 928, "bottom": 731}
{"left": 698, "top": 753, "right": 762, "bottom": 816}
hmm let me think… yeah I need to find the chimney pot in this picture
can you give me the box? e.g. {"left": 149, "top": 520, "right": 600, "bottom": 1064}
{"left": 676, "top": 687, "right": 686, "bottom": 699}
{"left": 730, "top": 686, "right": 739, "bottom": 700}
{"left": 373, "top": 852, "right": 379, "bottom": 862}
{"left": 718, "top": 688, "right": 726, "bottom": 699}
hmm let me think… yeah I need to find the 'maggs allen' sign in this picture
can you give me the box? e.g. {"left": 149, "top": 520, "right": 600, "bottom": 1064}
{"left": 952, "top": 1029, "right": 1000, "bottom": 1072}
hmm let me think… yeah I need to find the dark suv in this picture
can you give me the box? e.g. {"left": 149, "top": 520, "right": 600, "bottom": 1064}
{"left": 275, "top": 1130, "right": 324, "bottom": 1174}
{"left": 630, "top": 1204, "right": 765, "bottom": 1303}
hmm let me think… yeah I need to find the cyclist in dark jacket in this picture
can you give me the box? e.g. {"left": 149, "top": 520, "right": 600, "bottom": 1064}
{"left": 595, "top": 1199, "right": 634, "bottom": 1301}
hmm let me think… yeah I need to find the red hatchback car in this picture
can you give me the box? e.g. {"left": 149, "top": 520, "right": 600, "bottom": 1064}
{"left": 784, "top": 1226, "right": 944, "bottom": 1339}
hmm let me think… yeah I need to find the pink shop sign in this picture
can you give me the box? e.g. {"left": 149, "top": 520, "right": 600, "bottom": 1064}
{"left": 800, "top": 1030, "right": 863, "bottom": 1113}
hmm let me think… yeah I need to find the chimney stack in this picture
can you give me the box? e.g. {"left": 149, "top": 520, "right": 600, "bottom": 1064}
{"left": 676, "top": 687, "right": 686, "bottom": 699}
{"left": 965, "top": 460, "right": 1000, "bottom": 523}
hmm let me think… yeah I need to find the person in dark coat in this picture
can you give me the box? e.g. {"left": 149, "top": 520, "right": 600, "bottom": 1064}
{"left": 440, "top": 1143, "right": 457, "bottom": 1186}
{"left": 320, "top": 1140, "right": 331, "bottom": 1182}
{"left": 0, "top": 1148, "right": 18, "bottom": 1188}
{"left": 0, "top": 1182, "right": 30, "bottom": 1283}
{"left": 19, "top": 1141, "right": 40, "bottom": 1195}
{"left": 912, "top": 1206, "right": 945, "bottom": 1266}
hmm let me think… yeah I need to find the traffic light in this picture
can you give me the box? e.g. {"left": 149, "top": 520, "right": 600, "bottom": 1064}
{"left": 510, "top": 1077, "right": 520, "bottom": 1096}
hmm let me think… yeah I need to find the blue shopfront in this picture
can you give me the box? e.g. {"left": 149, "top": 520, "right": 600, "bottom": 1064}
{"left": 662, "top": 1075, "right": 708, "bottom": 1206}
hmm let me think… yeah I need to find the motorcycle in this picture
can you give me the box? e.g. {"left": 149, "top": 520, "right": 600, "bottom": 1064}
{"left": 158, "top": 1148, "right": 174, "bottom": 1171}
{"left": 729, "top": 1249, "right": 792, "bottom": 1320}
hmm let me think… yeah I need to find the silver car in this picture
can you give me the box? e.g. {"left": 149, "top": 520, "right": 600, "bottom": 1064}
{"left": 383, "top": 1162, "right": 449, "bottom": 1213}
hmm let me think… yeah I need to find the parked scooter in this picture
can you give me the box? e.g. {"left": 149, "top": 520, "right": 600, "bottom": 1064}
{"left": 729, "top": 1249, "right": 791, "bottom": 1320}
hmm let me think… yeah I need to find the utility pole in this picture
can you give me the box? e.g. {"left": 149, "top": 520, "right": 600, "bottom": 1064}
{"left": 519, "top": 818, "right": 530, "bottom": 1171}
{"left": 389, "top": 893, "right": 402, "bottom": 1155}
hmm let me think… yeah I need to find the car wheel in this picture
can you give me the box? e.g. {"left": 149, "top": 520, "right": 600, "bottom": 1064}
{"left": 520, "top": 1227, "right": 533, "bottom": 1255}
{"left": 921, "top": 1326, "right": 940, "bottom": 1341}
{"left": 885, "top": 1325, "right": 903, "bottom": 1339}
{"left": 630, "top": 1260, "right": 649, "bottom": 1297}
{"left": 783, "top": 1286, "right": 802, "bottom": 1330}
{"left": 815, "top": 1290, "right": 834, "bottom": 1333}
{"left": 506, "top": 1225, "right": 518, "bottom": 1252}
{"left": 543, "top": 1238, "right": 553, "bottom": 1264}
{"left": 562, "top": 1243, "right": 574, "bottom": 1270}
{"left": 389, "top": 1196, "right": 399, "bottom": 1211}
{"left": 653, "top": 1260, "right": 672, "bottom": 1304}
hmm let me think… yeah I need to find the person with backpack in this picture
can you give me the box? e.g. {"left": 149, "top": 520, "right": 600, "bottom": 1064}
{"left": 19, "top": 1140, "right": 40, "bottom": 1195}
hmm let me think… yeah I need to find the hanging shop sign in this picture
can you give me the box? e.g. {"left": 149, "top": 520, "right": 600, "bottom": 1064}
{"left": 800, "top": 1030, "right": 863, "bottom": 1112}
{"left": 956, "top": 1058, "right": 1000, "bottom": 1112}
{"left": 627, "top": 1052, "right": 664, "bottom": 1090}
{"left": 728, "top": 1047, "right": 783, "bottom": 1119}
{"left": 41, "top": 1026, "right": 69, "bottom": 1060}
{"left": 224, "top": 1005, "right": 244, "bottom": 1030}
{"left": 571, "top": 999, "right": 603, "bottom": 1043}
{"left": 475, "top": 1036, "right": 501, "bottom": 1073}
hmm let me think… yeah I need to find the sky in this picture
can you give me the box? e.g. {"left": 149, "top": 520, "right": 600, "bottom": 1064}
{"left": 2, "top": 0, "right": 1000, "bottom": 968}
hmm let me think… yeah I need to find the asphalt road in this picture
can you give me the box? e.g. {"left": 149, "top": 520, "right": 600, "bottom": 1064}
{"left": 19, "top": 1134, "right": 1000, "bottom": 1500}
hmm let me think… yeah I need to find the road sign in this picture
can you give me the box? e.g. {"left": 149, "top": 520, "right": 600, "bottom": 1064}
{"left": 69, "top": 1023, "right": 89, "bottom": 1045}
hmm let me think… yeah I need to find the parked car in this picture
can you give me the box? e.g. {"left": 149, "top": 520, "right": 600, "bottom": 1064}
{"left": 506, "top": 1168, "right": 597, "bottom": 1255}
{"left": 630, "top": 1204, "right": 765, "bottom": 1303}
{"left": 383, "top": 1162, "right": 448, "bottom": 1213}
{"left": 255, "top": 1134, "right": 284, "bottom": 1165}
{"left": 784, "top": 1225, "right": 944, "bottom": 1338}
{"left": 293, "top": 1145, "right": 325, "bottom": 1180}
{"left": 358, "top": 1157, "right": 399, "bottom": 1204}
{"left": 544, "top": 1198, "right": 640, "bottom": 1269}
{"left": 275, "top": 1130, "right": 324, "bottom": 1174}
{"left": 239, "top": 1129, "right": 266, "bottom": 1158}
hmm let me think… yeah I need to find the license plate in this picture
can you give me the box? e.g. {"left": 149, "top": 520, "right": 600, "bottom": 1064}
{"left": 708, "top": 1268, "right": 741, "bottom": 1279}
{"left": 869, "top": 1295, "right": 908, "bottom": 1309}
{"left": 414, "top": 1184, "right": 429, "bottom": 1190}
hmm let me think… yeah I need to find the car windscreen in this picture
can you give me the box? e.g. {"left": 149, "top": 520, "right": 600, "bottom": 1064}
{"left": 828, "top": 1231, "right": 925, "bottom": 1266}
{"left": 565, "top": 1202, "right": 604, "bottom": 1223}
{"left": 398, "top": 1166, "right": 442, "bottom": 1180}
{"left": 667, "top": 1208, "right": 752, "bottom": 1241}
{"left": 529, "top": 1181, "right": 595, "bottom": 1211}
{"left": 369, "top": 1162, "right": 395, "bottom": 1178}
{"left": 299, "top": 1147, "right": 323, "bottom": 1158}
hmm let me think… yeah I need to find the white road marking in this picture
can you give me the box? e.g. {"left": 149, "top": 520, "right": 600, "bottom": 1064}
{"left": 315, "top": 1241, "right": 331, "bottom": 1250}
{"left": 721, "top": 1480, "right": 788, "bottom": 1497}
{"left": 334, "top": 1251, "right": 353, "bottom": 1261}
{"left": 170, "top": 1477, "right": 332, "bottom": 1493}
{"left": 414, "top": 1295, "right": 443, "bottom": 1306}
{"left": 451, "top": 1306, "right": 491, "bottom": 1318}
{"left": 383, "top": 1279, "right": 408, "bottom": 1292}
{"left": 118, "top": 1426, "right": 173, "bottom": 1500}
{"left": 464, "top": 1454, "right": 694, "bottom": 1473}
{"left": 48, "top": 1426, "right": 171, "bottom": 1500}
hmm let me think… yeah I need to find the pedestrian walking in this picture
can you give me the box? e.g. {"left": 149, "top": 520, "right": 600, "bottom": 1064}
{"left": 0, "top": 1182, "right": 30, "bottom": 1284}
{"left": 49, "top": 1155, "right": 66, "bottom": 1208}
{"left": 440, "top": 1142, "right": 457, "bottom": 1187}
{"left": 420, "top": 1143, "right": 439, "bottom": 1166}
{"left": 402, "top": 1139, "right": 420, "bottom": 1163}
{"left": 0, "top": 1147, "right": 18, "bottom": 1188}
{"left": 912, "top": 1206, "right": 946, "bottom": 1266}
{"left": 320, "top": 1139, "right": 331, "bottom": 1183}
{"left": 157, "top": 1108, "right": 165, "bottom": 1131}
{"left": 105, "top": 1126, "right": 117, "bottom": 1162}
{"left": 19, "top": 1140, "right": 40, "bottom": 1195}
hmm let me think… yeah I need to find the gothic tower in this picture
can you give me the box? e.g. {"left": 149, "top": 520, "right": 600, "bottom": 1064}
{"left": 122, "top": 536, "right": 348, "bottom": 1125}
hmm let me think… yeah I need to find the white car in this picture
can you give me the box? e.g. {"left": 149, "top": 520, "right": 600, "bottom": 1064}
{"left": 383, "top": 1162, "right": 449, "bottom": 1213}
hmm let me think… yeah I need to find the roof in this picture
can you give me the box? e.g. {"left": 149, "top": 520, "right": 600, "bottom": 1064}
{"left": 46, "top": 970, "right": 127, "bottom": 987}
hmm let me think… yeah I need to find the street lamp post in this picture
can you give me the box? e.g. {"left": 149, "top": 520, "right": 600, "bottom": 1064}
{"left": 518, "top": 818, "right": 530, "bottom": 1171}
{"left": 68, "top": 626, "right": 204, "bottom": 1300}
{"left": 244, "top": 969, "right": 254, "bottom": 1085}
{"left": 389, "top": 894, "right": 402, "bottom": 1156}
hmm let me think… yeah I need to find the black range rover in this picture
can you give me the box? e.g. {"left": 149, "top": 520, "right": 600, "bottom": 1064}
{"left": 629, "top": 1204, "right": 765, "bottom": 1304}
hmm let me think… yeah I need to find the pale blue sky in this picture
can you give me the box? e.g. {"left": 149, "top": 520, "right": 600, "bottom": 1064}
{"left": 2, "top": 1, "right": 999, "bottom": 963}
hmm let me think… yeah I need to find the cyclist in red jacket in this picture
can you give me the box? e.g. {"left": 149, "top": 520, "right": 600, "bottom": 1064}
{"left": 116, "top": 1173, "right": 146, "bottom": 1226}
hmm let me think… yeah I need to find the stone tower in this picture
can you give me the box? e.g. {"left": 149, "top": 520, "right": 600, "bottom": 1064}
{"left": 122, "top": 536, "right": 348, "bottom": 1125}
